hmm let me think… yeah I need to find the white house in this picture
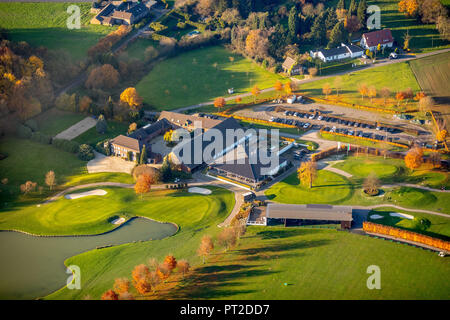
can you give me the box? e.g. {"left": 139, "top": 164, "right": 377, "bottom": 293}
{"left": 310, "top": 44, "right": 364, "bottom": 63}
{"left": 360, "top": 29, "right": 394, "bottom": 52}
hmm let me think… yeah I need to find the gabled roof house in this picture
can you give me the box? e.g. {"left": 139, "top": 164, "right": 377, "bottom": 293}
{"left": 361, "top": 29, "right": 394, "bottom": 51}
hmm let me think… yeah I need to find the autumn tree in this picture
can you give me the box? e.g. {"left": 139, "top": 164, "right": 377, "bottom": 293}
{"left": 79, "top": 96, "right": 92, "bottom": 113}
{"left": 85, "top": 64, "right": 119, "bottom": 90}
{"left": 197, "top": 235, "right": 214, "bottom": 264}
{"left": 297, "top": 161, "right": 317, "bottom": 189}
{"left": 358, "top": 83, "right": 368, "bottom": 101}
{"left": 380, "top": 87, "right": 391, "bottom": 105}
{"left": 398, "top": 0, "right": 419, "bottom": 17}
{"left": 396, "top": 91, "right": 406, "bottom": 107}
{"left": 20, "top": 181, "right": 37, "bottom": 195}
{"left": 214, "top": 97, "right": 226, "bottom": 111}
{"left": 368, "top": 86, "right": 377, "bottom": 103}
{"left": 437, "top": 129, "right": 448, "bottom": 142}
{"left": 134, "top": 173, "right": 152, "bottom": 198}
{"left": 274, "top": 81, "right": 284, "bottom": 97}
{"left": 101, "top": 290, "right": 119, "bottom": 300}
{"left": 405, "top": 147, "right": 424, "bottom": 170}
{"left": 217, "top": 227, "right": 237, "bottom": 251}
{"left": 414, "top": 91, "right": 426, "bottom": 101}
{"left": 284, "top": 81, "right": 292, "bottom": 95}
{"left": 419, "top": 0, "right": 446, "bottom": 24}
{"left": 235, "top": 97, "right": 242, "bottom": 104}
{"left": 419, "top": 96, "right": 434, "bottom": 114}
{"left": 163, "top": 255, "right": 177, "bottom": 272}
{"left": 322, "top": 83, "right": 332, "bottom": 98}
{"left": 120, "top": 87, "right": 143, "bottom": 109}
{"left": 113, "top": 278, "right": 130, "bottom": 295}
{"left": 251, "top": 85, "right": 260, "bottom": 103}
{"left": 177, "top": 259, "right": 190, "bottom": 279}
{"left": 45, "top": 170, "right": 56, "bottom": 190}
{"left": 245, "top": 29, "right": 269, "bottom": 60}
{"left": 156, "top": 264, "right": 171, "bottom": 282}
{"left": 128, "top": 122, "right": 137, "bottom": 134}
{"left": 163, "top": 129, "right": 173, "bottom": 142}
{"left": 132, "top": 264, "right": 152, "bottom": 295}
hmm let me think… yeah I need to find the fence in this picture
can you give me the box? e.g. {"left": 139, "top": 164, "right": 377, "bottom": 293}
{"left": 320, "top": 129, "right": 409, "bottom": 149}
{"left": 310, "top": 145, "right": 406, "bottom": 162}
{"left": 363, "top": 222, "right": 450, "bottom": 252}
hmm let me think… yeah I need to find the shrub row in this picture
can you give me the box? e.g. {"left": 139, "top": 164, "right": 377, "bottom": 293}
{"left": 52, "top": 138, "right": 80, "bottom": 154}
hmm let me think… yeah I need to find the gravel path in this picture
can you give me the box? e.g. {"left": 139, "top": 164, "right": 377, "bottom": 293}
{"left": 54, "top": 117, "right": 97, "bottom": 140}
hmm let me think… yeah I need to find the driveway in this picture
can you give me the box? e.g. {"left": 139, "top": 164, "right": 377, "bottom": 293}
{"left": 54, "top": 117, "right": 97, "bottom": 140}
{"left": 87, "top": 151, "right": 135, "bottom": 174}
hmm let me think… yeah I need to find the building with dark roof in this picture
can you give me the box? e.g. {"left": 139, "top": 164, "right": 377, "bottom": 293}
{"left": 310, "top": 43, "right": 364, "bottom": 63}
{"left": 282, "top": 56, "right": 303, "bottom": 75}
{"left": 361, "top": 29, "right": 394, "bottom": 51}
{"left": 266, "top": 203, "right": 353, "bottom": 229}
{"left": 158, "top": 111, "right": 222, "bottom": 132}
{"left": 91, "top": 0, "right": 153, "bottom": 26}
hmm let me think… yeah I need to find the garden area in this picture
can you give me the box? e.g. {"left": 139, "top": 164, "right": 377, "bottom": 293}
{"left": 0, "top": 2, "right": 115, "bottom": 61}
{"left": 136, "top": 46, "right": 287, "bottom": 111}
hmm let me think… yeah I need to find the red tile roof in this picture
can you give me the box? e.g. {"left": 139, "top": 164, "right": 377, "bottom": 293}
{"left": 362, "top": 29, "right": 394, "bottom": 47}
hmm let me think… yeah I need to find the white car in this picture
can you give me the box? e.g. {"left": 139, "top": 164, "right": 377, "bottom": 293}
{"left": 318, "top": 115, "right": 323, "bottom": 121}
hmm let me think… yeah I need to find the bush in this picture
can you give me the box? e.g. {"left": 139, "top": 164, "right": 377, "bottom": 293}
{"left": 17, "top": 124, "right": 32, "bottom": 139}
{"left": 95, "top": 139, "right": 110, "bottom": 155}
{"left": 52, "top": 138, "right": 80, "bottom": 154}
{"left": 24, "top": 119, "right": 39, "bottom": 132}
{"left": 78, "top": 144, "right": 95, "bottom": 161}
{"left": 132, "top": 165, "right": 162, "bottom": 182}
{"left": 31, "top": 132, "right": 52, "bottom": 144}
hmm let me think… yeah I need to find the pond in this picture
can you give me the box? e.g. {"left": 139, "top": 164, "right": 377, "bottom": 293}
{"left": 0, "top": 218, "right": 177, "bottom": 300}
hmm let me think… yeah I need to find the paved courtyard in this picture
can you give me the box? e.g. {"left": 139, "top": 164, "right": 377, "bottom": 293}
{"left": 87, "top": 151, "right": 135, "bottom": 174}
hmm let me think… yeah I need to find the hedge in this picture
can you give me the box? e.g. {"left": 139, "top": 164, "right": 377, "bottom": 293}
{"left": 17, "top": 124, "right": 32, "bottom": 139}
{"left": 52, "top": 138, "right": 80, "bottom": 154}
{"left": 30, "top": 132, "right": 52, "bottom": 145}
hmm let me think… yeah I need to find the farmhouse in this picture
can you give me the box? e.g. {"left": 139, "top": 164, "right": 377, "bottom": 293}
{"left": 266, "top": 203, "right": 353, "bottom": 229}
{"left": 282, "top": 57, "right": 303, "bottom": 75}
{"left": 310, "top": 44, "right": 364, "bottom": 63}
{"left": 90, "top": 0, "right": 155, "bottom": 26}
{"left": 360, "top": 29, "right": 394, "bottom": 52}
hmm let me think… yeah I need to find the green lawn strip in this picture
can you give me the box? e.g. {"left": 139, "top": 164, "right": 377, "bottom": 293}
{"left": 171, "top": 226, "right": 450, "bottom": 299}
{"left": 126, "top": 38, "right": 159, "bottom": 59}
{"left": 45, "top": 186, "right": 234, "bottom": 299}
{"left": 300, "top": 62, "right": 420, "bottom": 111}
{"left": 367, "top": 207, "right": 450, "bottom": 240}
{"left": 239, "top": 119, "right": 304, "bottom": 136}
{"left": 73, "top": 121, "right": 128, "bottom": 146}
{"left": 64, "top": 172, "right": 134, "bottom": 187}
{"left": 33, "top": 109, "right": 86, "bottom": 136}
{"left": 0, "top": 138, "right": 86, "bottom": 204}
{"left": 265, "top": 170, "right": 450, "bottom": 214}
{"left": 136, "top": 46, "right": 286, "bottom": 111}
{"left": 319, "top": 132, "right": 406, "bottom": 152}
{"left": 0, "top": 3, "right": 115, "bottom": 61}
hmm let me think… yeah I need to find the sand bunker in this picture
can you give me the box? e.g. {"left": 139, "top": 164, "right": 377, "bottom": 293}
{"left": 390, "top": 212, "right": 414, "bottom": 220}
{"left": 65, "top": 189, "right": 107, "bottom": 200}
{"left": 111, "top": 217, "right": 126, "bottom": 225}
{"left": 370, "top": 214, "right": 384, "bottom": 220}
{"left": 188, "top": 187, "right": 212, "bottom": 195}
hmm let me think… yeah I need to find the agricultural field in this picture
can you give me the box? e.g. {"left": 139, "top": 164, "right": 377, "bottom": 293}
{"left": 136, "top": 46, "right": 287, "bottom": 111}
{"left": 369, "top": 0, "right": 450, "bottom": 53}
{"left": 0, "top": 2, "right": 115, "bottom": 61}
{"left": 265, "top": 155, "right": 450, "bottom": 213}
{"left": 300, "top": 62, "right": 421, "bottom": 111}
{"left": 170, "top": 226, "right": 450, "bottom": 299}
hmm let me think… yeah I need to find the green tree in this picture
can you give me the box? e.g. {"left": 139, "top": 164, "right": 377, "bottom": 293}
{"left": 310, "top": 12, "right": 327, "bottom": 46}
{"left": 161, "top": 158, "right": 172, "bottom": 182}
{"left": 328, "top": 21, "right": 346, "bottom": 48}
{"left": 140, "top": 144, "right": 147, "bottom": 165}
{"left": 357, "top": 0, "right": 367, "bottom": 27}
{"left": 96, "top": 114, "right": 107, "bottom": 134}
{"left": 288, "top": 6, "right": 299, "bottom": 41}
{"left": 349, "top": 0, "right": 357, "bottom": 16}
{"left": 337, "top": 0, "right": 345, "bottom": 10}
{"left": 325, "top": 7, "right": 338, "bottom": 30}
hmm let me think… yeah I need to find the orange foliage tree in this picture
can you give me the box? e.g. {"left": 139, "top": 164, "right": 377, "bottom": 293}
{"left": 134, "top": 173, "right": 153, "bottom": 198}
{"left": 251, "top": 85, "right": 261, "bottom": 103}
{"left": 163, "top": 255, "right": 177, "bottom": 271}
{"left": 197, "top": 235, "right": 214, "bottom": 264}
{"left": 297, "top": 160, "right": 317, "bottom": 188}
{"left": 120, "top": 87, "right": 143, "bottom": 109}
{"left": 177, "top": 259, "right": 190, "bottom": 279}
{"left": 214, "top": 97, "right": 226, "bottom": 111}
{"left": 404, "top": 147, "right": 423, "bottom": 170}
{"left": 274, "top": 80, "right": 284, "bottom": 97}
{"left": 358, "top": 83, "right": 368, "bottom": 100}
{"left": 113, "top": 278, "right": 130, "bottom": 295}
{"left": 101, "top": 290, "right": 119, "bottom": 300}
{"left": 132, "top": 264, "right": 152, "bottom": 295}
{"left": 398, "top": 0, "right": 419, "bottom": 17}
{"left": 322, "top": 83, "right": 332, "bottom": 98}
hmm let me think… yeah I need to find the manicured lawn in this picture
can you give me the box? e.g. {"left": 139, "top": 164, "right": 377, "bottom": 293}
{"left": 45, "top": 186, "right": 234, "bottom": 299}
{"left": 0, "top": 138, "right": 86, "bottom": 204}
{"left": 64, "top": 172, "right": 134, "bottom": 187}
{"left": 136, "top": 46, "right": 286, "bottom": 110}
{"left": 171, "top": 226, "right": 450, "bottom": 299}
{"left": 73, "top": 120, "right": 128, "bottom": 146}
{"left": 0, "top": 2, "right": 115, "bottom": 61}
{"left": 368, "top": 207, "right": 450, "bottom": 240}
{"left": 369, "top": 0, "right": 450, "bottom": 53}
{"left": 265, "top": 170, "right": 353, "bottom": 204}
{"left": 301, "top": 62, "right": 421, "bottom": 111}
{"left": 33, "top": 109, "right": 86, "bottom": 136}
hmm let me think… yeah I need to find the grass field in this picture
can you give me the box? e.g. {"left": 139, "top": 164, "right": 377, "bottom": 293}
{"left": 369, "top": 0, "right": 450, "bottom": 53}
{"left": 265, "top": 156, "right": 450, "bottom": 213}
{"left": 0, "top": 138, "right": 86, "bottom": 204}
{"left": 368, "top": 207, "right": 450, "bottom": 240}
{"left": 46, "top": 186, "right": 234, "bottom": 299}
{"left": 300, "top": 62, "right": 421, "bottom": 111}
{"left": 34, "top": 109, "right": 86, "bottom": 136}
{"left": 170, "top": 226, "right": 450, "bottom": 299}
{"left": 73, "top": 120, "right": 128, "bottom": 146}
{"left": 0, "top": 3, "right": 115, "bottom": 61}
{"left": 126, "top": 38, "right": 159, "bottom": 59}
{"left": 136, "top": 46, "right": 287, "bottom": 111}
